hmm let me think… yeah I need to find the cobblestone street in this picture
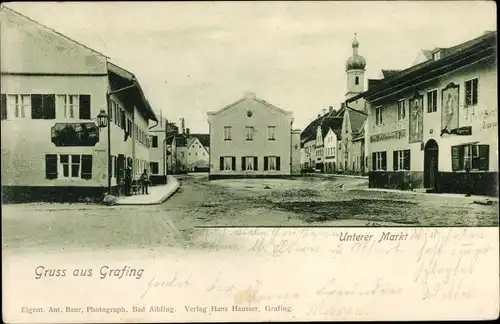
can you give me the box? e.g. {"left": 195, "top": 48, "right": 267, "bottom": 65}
{"left": 2, "top": 174, "right": 498, "bottom": 252}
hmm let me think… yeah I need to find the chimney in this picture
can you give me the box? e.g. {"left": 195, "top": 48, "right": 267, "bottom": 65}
{"left": 181, "top": 118, "right": 185, "bottom": 134}
{"left": 322, "top": 108, "right": 327, "bottom": 115}
{"left": 341, "top": 103, "right": 346, "bottom": 109}
{"left": 186, "top": 128, "right": 190, "bottom": 136}
{"left": 244, "top": 91, "right": 256, "bottom": 99}
{"left": 329, "top": 106, "right": 333, "bottom": 112}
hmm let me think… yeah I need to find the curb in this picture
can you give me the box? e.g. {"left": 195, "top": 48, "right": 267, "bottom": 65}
{"left": 359, "top": 187, "right": 499, "bottom": 202}
{"left": 114, "top": 177, "right": 181, "bottom": 206}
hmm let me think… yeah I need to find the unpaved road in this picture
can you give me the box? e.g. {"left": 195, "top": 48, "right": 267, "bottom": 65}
{"left": 2, "top": 174, "right": 498, "bottom": 253}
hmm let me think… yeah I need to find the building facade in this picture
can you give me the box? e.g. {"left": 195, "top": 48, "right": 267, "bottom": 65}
{"left": 347, "top": 31, "right": 498, "bottom": 196}
{"left": 186, "top": 133, "right": 210, "bottom": 171}
{"left": 149, "top": 115, "right": 178, "bottom": 176}
{"left": 1, "top": 7, "right": 157, "bottom": 202}
{"left": 207, "top": 92, "right": 300, "bottom": 179}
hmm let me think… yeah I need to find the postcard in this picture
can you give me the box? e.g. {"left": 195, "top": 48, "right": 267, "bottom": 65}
{"left": 1, "top": 1, "right": 498, "bottom": 323}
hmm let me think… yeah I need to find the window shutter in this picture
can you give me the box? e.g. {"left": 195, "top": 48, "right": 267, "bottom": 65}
{"left": 31, "top": 94, "right": 43, "bottom": 119}
{"left": 372, "top": 152, "right": 376, "bottom": 171}
{"left": 42, "top": 94, "right": 56, "bottom": 119}
{"left": 219, "top": 157, "right": 224, "bottom": 171}
{"left": 451, "top": 146, "right": 461, "bottom": 171}
{"left": 478, "top": 145, "right": 489, "bottom": 171}
{"left": 264, "top": 156, "right": 269, "bottom": 171}
{"left": 241, "top": 157, "right": 245, "bottom": 171}
{"left": 231, "top": 157, "right": 236, "bottom": 171}
{"left": 276, "top": 156, "right": 281, "bottom": 171}
{"left": 121, "top": 111, "right": 126, "bottom": 129}
{"left": 81, "top": 155, "right": 93, "bottom": 179}
{"left": 382, "top": 152, "right": 387, "bottom": 170}
{"left": 79, "top": 95, "right": 91, "bottom": 119}
{"left": 45, "top": 154, "right": 58, "bottom": 179}
{"left": 393, "top": 151, "right": 398, "bottom": 171}
{"left": 404, "top": 150, "right": 411, "bottom": 170}
{"left": 1, "top": 94, "right": 6, "bottom": 120}
{"left": 254, "top": 157, "right": 258, "bottom": 171}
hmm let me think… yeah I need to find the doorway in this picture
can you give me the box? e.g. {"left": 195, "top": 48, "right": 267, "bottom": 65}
{"left": 424, "top": 139, "right": 439, "bottom": 191}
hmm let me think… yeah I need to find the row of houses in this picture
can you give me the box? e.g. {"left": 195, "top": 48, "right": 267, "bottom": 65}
{"left": 300, "top": 31, "right": 498, "bottom": 196}
{"left": 0, "top": 6, "right": 210, "bottom": 202}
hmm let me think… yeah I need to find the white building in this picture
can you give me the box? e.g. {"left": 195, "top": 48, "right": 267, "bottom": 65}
{"left": 1, "top": 7, "right": 157, "bottom": 202}
{"left": 207, "top": 92, "right": 301, "bottom": 179}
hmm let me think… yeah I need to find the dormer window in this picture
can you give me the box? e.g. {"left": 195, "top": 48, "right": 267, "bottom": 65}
{"left": 433, "top": 51, "right": 442, "bottom": 61}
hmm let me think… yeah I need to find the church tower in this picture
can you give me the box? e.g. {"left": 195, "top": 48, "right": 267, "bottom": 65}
{"left": 345, "top": 33, "right": 366, "bottom": 100}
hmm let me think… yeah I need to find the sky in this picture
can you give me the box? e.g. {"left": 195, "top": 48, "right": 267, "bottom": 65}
{"left": 5, "top": 1, "right": 497, "bottom": 133}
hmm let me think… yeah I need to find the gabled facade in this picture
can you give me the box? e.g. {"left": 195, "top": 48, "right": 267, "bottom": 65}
{"left": 207, "top": 92, "right": 300, "bottom": 179}
{"left": 186, "top": 134, "right": 210, "bottom": 171}
{"left": 347, "top": 30, "right": 498, "bottom": 196}
{"left": 1, "top": 7, "right": 157, "bottom": 202}
{"left": 340, "top": 107, "right": 367, "bottom": 173}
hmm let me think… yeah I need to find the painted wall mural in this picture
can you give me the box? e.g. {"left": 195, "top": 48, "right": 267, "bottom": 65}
{"left": 409, "top": 92, "right": 423, "bottom": 143}
{"left": 51, "top": 122, "right": 99, "bottom": 147}
{"left": 440, "top": 82, "right": 460, "bottom": 135}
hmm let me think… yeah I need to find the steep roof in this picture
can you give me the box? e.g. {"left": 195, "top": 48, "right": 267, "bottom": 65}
{"left": 348, "top": 108, "right": 367, "bottom": 136}
{"left": 190, "top": 134, "right": 210, "bottom": 147}
{"left": 1, "top": 6, "right": 108, "bottom": 58}
{"left": 381, "top": 69, "right": 402, "bottom": 79}
{"left": 300, "top": 108, "right": 342, "bottom": 145}
{"left": 321, "top": 117, "right": 343, "bottom": 138}
{"left": 347, "top": 30, "right": 497, "bottom": 103}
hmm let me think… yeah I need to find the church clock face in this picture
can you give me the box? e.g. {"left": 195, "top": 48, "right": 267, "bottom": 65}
{"left": 247, "top": 110, "right": 253, "bottom": 117}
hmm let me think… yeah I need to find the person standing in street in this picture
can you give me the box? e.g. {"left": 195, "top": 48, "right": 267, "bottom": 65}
{"left": 141, "top": 169, "right": 150, "bottom": 194}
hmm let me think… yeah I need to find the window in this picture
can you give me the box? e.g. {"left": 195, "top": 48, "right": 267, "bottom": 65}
{"left": 264, "top": 156, "right": 281, "bottom": 171}
{"left": 242, "top": 156, "right": 257, "bottom": 171}
{"left": 152, "top": 136, "right": 158, "bottom": 148}
{"left": 245, "top": 126, "right": 255, "bottom": 141}
{"left": 268, "top": 126, "right": 276, "bottom": 140}
{"left": 433, "top": 51, "right": 441, "bottom": 61}
{"left": 397, "top": 99, "right": 406, "bottom": 121}
{"left": 427, "top": 90, "right": 438, "bottom": 113}
{"left": 375, "top": 106, "right": 383, "bottom": 125}
{"left": 465, "top": 78, "right": 478, "bottom": 107}
{"left": 56, "top": 154, "right": 92, "bottom": 179}
{"left": 355, "top": 76, "right": 359, "bottom": 85}
{"left": 150, "top": 162, "right": 159, "bottom": 174}
{"left": 56, "top": 95, "right": 77, "bottom": 118}
{"left": 371, "top": 151, "right": 387, "bottom": 171}
{"left": 224, "top": 126, "right": 232, "bottom": 140}
{"left": 6, "top": 94, "right": 31, "bottom": 119}
{"left": 452, "top": 144, "right": 489, "bottom": 171}
{"left": 393, "top": 150, "right": 410, "bottom": 171}
{"left": 220, "top": 156, "right": 235, "bottom": 171}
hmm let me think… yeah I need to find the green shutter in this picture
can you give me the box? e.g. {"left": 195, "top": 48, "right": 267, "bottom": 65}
{"left": 81, "top": 155, "right": 93, "bottom": 180}
{"left": 31, "top": 94, "right": 43, "bottom": 119}
{"left": 451, "top": 146, "right": 461, "bottom": 171}
{"left": 254, "top": 157, "right": 258, "bottom": 171}
{"left": 393, "top": 151, "right": 398, "bottom": 171}
{"left": 478, "top": 145, "right": 489, "bottom": 171}
{"left": 404, "top": 150, "right": 411, "bottom": 170}
{"left": 1, "top": 94, "right": 6, "bottom": 120}
{"left": 42, "top": 94, "right": 56, "bottom": 119}
{"left": 241, "top": 157, "right": 245, "bottom": 171}
{"left": 231, "top": 157, "right": 236, "bottom": 171}
{"left": 372, "top": 152, "right": 376, "bottom": 171}
{"left": 45, "top": 154, "right": 58, "bottom": 179}
{"left": 382, "top": 152, "right": 387, "bottom": 170}
{"left": 219, "top": 157, "right": 224, "bottom": 171}
{"left": 264, "top": 157, "right": 269, "bottom": 171}
{"left": 79, "top": 95, "right": 91, "bottom": 119}
{"left": 276, "top": 156, "right": 281, "bottom": 171}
